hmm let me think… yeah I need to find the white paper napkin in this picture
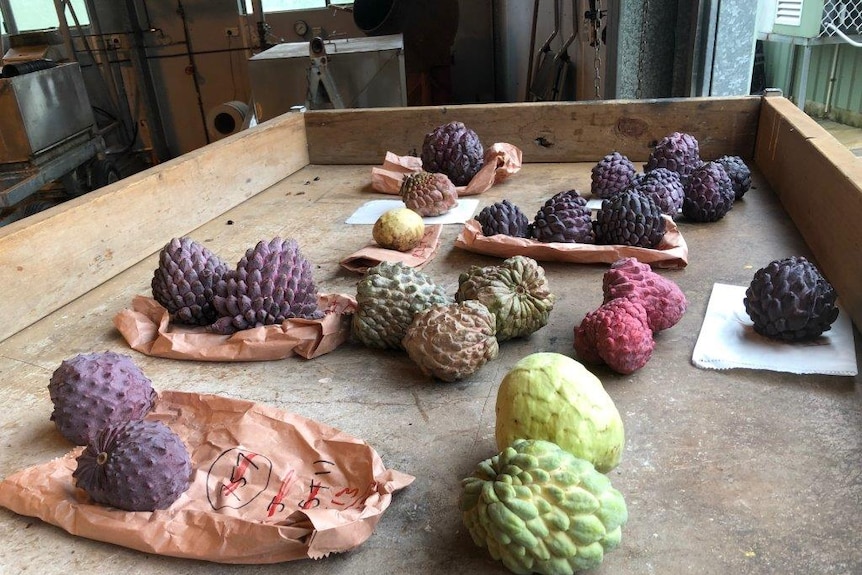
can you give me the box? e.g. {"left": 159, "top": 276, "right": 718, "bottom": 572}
{"left": 691, "top": 283, "right": 858, "bottom": 376}
{"left": 345, "top": 199, "right": 480, "bottom": 225}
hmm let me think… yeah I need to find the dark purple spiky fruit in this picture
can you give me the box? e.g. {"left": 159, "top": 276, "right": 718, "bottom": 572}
{"left": 73, "top": 420, "right": 192, "bottom": 512}
{"left": 151, "top": 237, "right": 229, "bottom": 326}
{"left": 591, "top": 152, "right": 637, "bottom": 199}
{"left": 476, "top": 199, "right": 530, "bottom": 238}
{"left": 681, "top": 161, "right": 735, "bottom": 222}
{"left": 211, "top": 237, "right": 323, "bottom": 334}
{"left": 715, "top": 155, "right": 752, "bottom": 200}
{"left": 645, "top": 132, "right": 702, "bottom": 179}
{"left": 631, "top": 167, "right": 684, "bottom": 218}
{"left": 743, "top": 256, "right": 839, "bottom": 341}
{"left": 49, "top": 351, "right": 157, "bottom": 446}
{"left": 594, "top": 189, "right": 666, "bottom": 247}
{"left": 530, "top": 190, "right": 595, "bottom": 244}
{"left": 420, "top": 121, "right": 484, "bottom": 186}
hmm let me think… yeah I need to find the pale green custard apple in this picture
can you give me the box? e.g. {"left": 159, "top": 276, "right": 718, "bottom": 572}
{"left": 495, "top": 353, "right": 624, "bottom": 473}
{"left": 460, "top": 439, "right": 628, "bottom": 575}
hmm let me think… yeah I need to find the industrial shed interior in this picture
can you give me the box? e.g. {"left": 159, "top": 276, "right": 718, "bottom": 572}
{"left": 0, "top": 1, "right": 860, "bottom": 575}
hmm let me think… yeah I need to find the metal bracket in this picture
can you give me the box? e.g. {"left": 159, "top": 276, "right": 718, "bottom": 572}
{"left": 306, "top": 37, "right": 345, "bottom": 109}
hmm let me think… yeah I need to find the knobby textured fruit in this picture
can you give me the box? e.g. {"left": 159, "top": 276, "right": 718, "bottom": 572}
{"left": 574, "top": 298, "right": 655, "bottom": 375}
{"left": 630, "top": 167, "right": 684, "bottom": 218}
{"left": 352, "top": 261, "right": 452, "bottom": 350}
{"left": 420, "top": 121, "right": 484, "bottom": 186}
{"left": 74, "top": 419, "right": 192, "bottom": 512}
{"left": 402, "top": 300, "right": 499, "bottom": 382}
{"left": 49, "top": 351, "right": 157, "bottom": 446}
{"left": 743, "top": 255, "right": 839, "bottom": 341}
{"left": 682, "top": 161, "right": 735, "bottom": 222}
{"left": 400, "top": 171, "right": 458, "bottom": 216}
{"left": 461, "top": 438, "right": 628, "bottom": 575}
{"left": 602, "top": 257, "right": 687, "bottom": 333}
{"left": 530, "top": 190, "right": 595, "bottom": 244}
{"left": 495, "top": 352, "right": 625, "bottom": 473}
{"left": 151, "top": 237, "right": 229, "bottom": 326}
{"left": 590, "top": 152, "right": 637, "bottom": 199}
{"left": 645, "top": 131, "right": 702, "bottom": 179}
{"left": 476, "top": 199, "right": 531, "bottom": 238}
{"left": 456, "top": 255, "right": 555, "bottom": 341}
{"left": 715, "top": 155, "right": 752, "bottom": 200}
{"left": 594, "top": 189, "right": 666, "bottom": 248}
{"left": 211, "top": 237, "right": 323, "bottom": 334}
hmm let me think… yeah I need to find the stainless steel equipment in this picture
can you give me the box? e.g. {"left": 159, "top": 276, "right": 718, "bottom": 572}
{"left": 248, "top": 34, "right": 406, "bottom": 120}
{"left": 0, "top": 62, "right": 107, "bottom": 217}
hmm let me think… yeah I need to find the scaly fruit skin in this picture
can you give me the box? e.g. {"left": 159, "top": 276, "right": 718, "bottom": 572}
{"left": 151, "top": 237, "right": 229, "bottom": 325}
{"left": 591, "top": 152, "right": 637, "bottom": 199}
{"left": 495, "top": 353, "right": 625, "bottom": 473}
{"left": 421, "top": 121, "right": 484, "bottom": 186}
{"left": 400, "top": 171, "right": 458, "bottom": 216}
{"left": 73, "top": 420, "right": 192, "bottom": 512}
{"left": 744, "top": 256, "right": 839, "bottom": 341}
{"left": 476, "top": 200, "right": 530, "bottom": 238}
{"left": 602, "top": 257, "right": 687, "bottom": 333}
{"left": 594, "top": 189, "right": 666, "bottom": 247}
{"left": 645, "top": 131, "right": 702, "bottom": 179}
{"left": 211, "top": 237, "right": 322, "bottom": 334}
{"left": 49, "top": 351, "right": 157, "bottom": 446}
{"left": 631, "top": 167, "right": 684, "bottom": 218}
{"left": 682, "top": 161, "right": 735, "bottom": 222}
{"left": 530, "top": 190, "right": 595, "bottom": 244}
{"left": 456, "top": 255, "right": 555, "bottom": 341}
{"left": 715, "top": 155, "right": 752, "bottom": 200}
{"left": 461, "top": 438, "right": 628, "bottom": 575}
{"left": 403, "top": 301, "right": 499, "bottom": 382}
{"left": 574, "top": 298, "right": 655, "bottom": 375}
{"left": 352, "top": 261, "right": 453, "bottom": 350}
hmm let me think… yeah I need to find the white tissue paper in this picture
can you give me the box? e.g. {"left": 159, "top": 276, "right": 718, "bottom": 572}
{"left": 345, "top": 199, "right": 480, "bottom": 225}
{"left": 692, "top": 283, "right": 857, "bottom": 376}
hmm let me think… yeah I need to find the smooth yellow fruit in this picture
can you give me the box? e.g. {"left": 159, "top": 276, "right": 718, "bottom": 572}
{"left": 495, "top": 352, "right": 625, "bottom": 473}
{"left": 372, "top": 208, "right": 425, "bottom": 251}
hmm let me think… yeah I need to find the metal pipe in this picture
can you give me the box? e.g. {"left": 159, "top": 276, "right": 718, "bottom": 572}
{"left": 51, "top": 0, "right": 79, "bottom": 62}
{"left": 824, "top": 43, "right": 840, "bottom": 115}
{"left": 176, "top": 0, "right": 210, "bottom": 145}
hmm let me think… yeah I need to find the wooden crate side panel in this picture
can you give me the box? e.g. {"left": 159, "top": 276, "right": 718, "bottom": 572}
{"left": 305, "top": 97, "right": 762, "bottom": 165}
{"left": 755, "top": 96, "right": 862, "bottom": 331}
{"left": 0, "top": 112, "right": 309, "bottom": 343}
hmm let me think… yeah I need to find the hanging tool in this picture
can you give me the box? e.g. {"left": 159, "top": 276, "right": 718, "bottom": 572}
{"left": 548, "top": 0, "right": 579, "bottom": 101}
{"left": 528, "top": 0, "right": 561, "bottom": 101}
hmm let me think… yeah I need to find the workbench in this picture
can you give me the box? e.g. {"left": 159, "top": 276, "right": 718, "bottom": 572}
{"left": 0, "top": 95, "right": 860, "bottom": 574}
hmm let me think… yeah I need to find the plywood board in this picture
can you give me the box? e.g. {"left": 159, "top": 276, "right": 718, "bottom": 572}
{"left": 754, "top": 95, "right": 862, "bottom": 331}
{"left": 0, "top": 112, "right": 309, "bottom": 343}
{"left": 304, "top": 96, "right": 761, "bottom": 165}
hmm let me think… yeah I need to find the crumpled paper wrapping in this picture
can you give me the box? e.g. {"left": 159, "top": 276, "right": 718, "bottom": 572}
{"left": 0, "top": 390, "right": 415, "bottom": 564}
{"left": 340, "top": 224, "right": 442, "bottom": 273}
{"left": 454, "top": 215, "right": 688, "bottom": 269}
{"left": 370, "top": 143, "right": 522, "bottom": 196}
{"left": 692, "top": 283, "right": 858, "bottom": 375}
{"left": 114, "top": 294, "right": 356, "bottom": 361}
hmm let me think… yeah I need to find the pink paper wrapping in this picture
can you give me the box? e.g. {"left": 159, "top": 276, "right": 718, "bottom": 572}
{"left": 370, "top": 143, "right": 522, "bottom": 196}
{"left": 113, "top": 294, "right": 356, "bottom": 361}
{"left": 339, "top": 224, "right": 443, "bottom": 273}
{"left": 455, "top": 215, "right": 689, "bottom": 269}
{"left": 0, "top": 390, "right": 415, "bottom": 564}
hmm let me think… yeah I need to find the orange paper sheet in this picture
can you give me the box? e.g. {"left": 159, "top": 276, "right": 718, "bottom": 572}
{"left": 0, "top": 390, "right": 415, "bottom": 564}
{"left": 370, "top": 143, "right": 522, "bottom": 196}
{"left": 114, "top": 294, "right": 356, "bottom": 361}
{"left": 339, "top": 224, "right": 443, "bottom": 274}
{"left": 455, "top": 215, "right": 689, "bottom": 269}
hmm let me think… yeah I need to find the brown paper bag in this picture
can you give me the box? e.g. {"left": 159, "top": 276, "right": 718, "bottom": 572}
{"left": 370, "top": 143, "right": 522, "bottom": 196}
{"left": 339, "top": 224, "right": 443, "bottom": 274}
{"left": 454, "top": 216, "right": 689, "bottom": 269}
{"left": 114, "top": 293, "right": 356, "bottom": 361}
{"left": 0, "top": 390, "right": 415, "bottom": 564}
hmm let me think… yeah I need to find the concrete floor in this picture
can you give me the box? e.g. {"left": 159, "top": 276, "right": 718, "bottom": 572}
{"left": 817, "top": 118, "right": 862, "bottom": 156}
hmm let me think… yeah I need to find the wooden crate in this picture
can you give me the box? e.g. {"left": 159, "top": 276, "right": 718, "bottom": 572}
{"left": 0, "top": 95, "right": 859, "bottom": 574}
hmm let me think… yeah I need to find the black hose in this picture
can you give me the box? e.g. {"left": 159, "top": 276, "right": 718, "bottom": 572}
{"left": 1, "top": 59, "right": 58, "bottom": 77}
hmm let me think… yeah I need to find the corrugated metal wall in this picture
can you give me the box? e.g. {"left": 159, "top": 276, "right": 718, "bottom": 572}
{"left": 763, "top": 40, "right": 862, "bottom": 126}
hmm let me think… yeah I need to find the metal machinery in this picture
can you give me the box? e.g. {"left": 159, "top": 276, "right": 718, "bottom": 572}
{"left": 0, "top": 61, "right": 116, "bottom": 225}
{"left": 248, "top": 34, "right": 406, "bottom": 120}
